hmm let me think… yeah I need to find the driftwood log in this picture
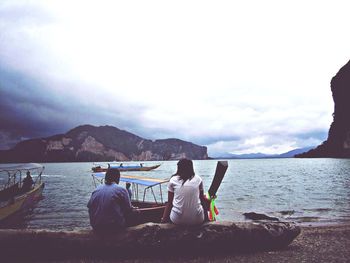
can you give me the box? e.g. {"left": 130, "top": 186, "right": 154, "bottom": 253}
{"left": 0, "top": 221, "right": 300, "bottom": 260}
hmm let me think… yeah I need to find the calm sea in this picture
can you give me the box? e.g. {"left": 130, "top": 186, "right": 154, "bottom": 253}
{"left": 1, "top": 159, "right": 350, "bottom": 230}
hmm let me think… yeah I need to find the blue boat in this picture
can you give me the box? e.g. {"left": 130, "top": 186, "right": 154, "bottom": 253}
{"left": 92, "top": 163, "right": 161, "bottom": 172}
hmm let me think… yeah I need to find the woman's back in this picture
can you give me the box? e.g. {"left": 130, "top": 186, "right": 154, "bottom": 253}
{"left": 168, "top": 174, "right": 204, "bottom": 225}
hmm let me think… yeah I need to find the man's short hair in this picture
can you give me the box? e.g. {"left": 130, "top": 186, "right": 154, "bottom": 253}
{"left": 105, "top": 168, "right": 120, "bottom": 185}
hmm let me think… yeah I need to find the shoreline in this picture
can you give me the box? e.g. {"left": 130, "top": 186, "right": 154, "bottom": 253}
{"left": 296, "top": 220, "right": 350, "bottom": 228}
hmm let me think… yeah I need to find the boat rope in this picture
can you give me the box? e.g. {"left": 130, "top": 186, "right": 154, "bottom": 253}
{"left": 206, "top": 192, "right": 219, "bottom": 221}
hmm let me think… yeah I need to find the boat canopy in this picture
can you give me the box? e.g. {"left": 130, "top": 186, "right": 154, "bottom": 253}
{"left": 92, "top": 172, "right": 169, "bottom": 187}
{"left": 0, "top": 163, "right": 44, "bottom": 173}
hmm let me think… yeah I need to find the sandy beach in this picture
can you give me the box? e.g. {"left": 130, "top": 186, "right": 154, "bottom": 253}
{"left": 39, "top": 223, "right": 350, "bottom": 263}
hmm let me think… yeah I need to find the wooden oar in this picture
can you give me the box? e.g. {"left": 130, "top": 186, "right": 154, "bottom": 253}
{"left": 208, "top": 161, "right": 228, "bottom": 198}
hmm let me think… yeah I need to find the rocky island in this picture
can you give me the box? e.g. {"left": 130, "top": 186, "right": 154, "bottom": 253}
{"left": 296, "top": 59, "right": 350, "bottom": 158}
{"left": 0, "top": 125, "right": 208, "bottom": 162}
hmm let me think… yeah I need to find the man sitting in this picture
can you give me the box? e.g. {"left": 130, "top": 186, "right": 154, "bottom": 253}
{"left": 87, "top": 168, "right": 134, "bottom": 233}
{"left": 22, "top": 171, "right": 34, "bottom": 192}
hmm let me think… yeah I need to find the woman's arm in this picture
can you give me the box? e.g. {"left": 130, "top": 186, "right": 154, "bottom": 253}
{"left": 161, "top": 191, "right": 174, "bottom": 223}
{"left": 199, "top": 182, "right": 210, "bottom": 211}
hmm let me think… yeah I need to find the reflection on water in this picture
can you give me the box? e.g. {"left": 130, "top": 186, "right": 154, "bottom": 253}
{"left": 2, "top": 158, "right": 350, "bottom": 230}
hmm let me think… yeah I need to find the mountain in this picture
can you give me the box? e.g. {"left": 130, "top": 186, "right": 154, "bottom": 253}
{"left": 296, "top": 59, "right": 350, "bottom": 158}
{"left": 278, "top": 147, "right": 315, "bottom": 158}
{"left": 217, "top": 152, "right": 275, "bottom": 159}
{"left": 214, "top": 147, "right": 314, "bottom": 159}
{"left": 0, "top": 125, "right": 208, "bottom": 163}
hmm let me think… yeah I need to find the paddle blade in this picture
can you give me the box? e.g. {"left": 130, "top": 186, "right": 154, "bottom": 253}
{"left": 208, "top": 161, "right": 228, "bottom": 197}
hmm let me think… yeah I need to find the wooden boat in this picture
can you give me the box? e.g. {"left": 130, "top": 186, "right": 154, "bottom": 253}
{"left": 92, "top": 172, "right": 168, "bottom": 225}
{"left": 0, "top": 221, "right": 301, "bottom": 259}
{"left": 92, "top": 163, "right": 161, "bottom": 172}
{"left": 0, "top": 163, "right": 45, "bottom": 224}
{"left": 0, "top": 222, "right": 301, "bottom": 260}
{"left": 91, "top": 161, "right": 228, "bottom": 225}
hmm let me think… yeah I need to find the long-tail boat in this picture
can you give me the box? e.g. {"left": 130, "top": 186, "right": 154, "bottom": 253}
{"left": 91, "top": 161, "right": 228, "bottom": 225}
{"left": 0, "top": 163, "right": 45, "bottom": 224}
{"left": 92, "top": 163, "right": 161, "bottom": 172}
{"left": 91, "top": 172, "right": 168, "bottom": 225}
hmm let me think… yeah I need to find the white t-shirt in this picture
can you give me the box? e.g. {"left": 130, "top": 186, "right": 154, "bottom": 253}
{"left": 167, "top": 174, "right": 205, "bottom": 225}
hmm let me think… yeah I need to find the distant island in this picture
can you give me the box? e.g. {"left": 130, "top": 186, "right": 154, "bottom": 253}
{"left": 215, "top": 147, "right": 315, "bottom": 159}
{"left": 296, "top": 59, "right": 350, "bottom": 158}
{"left": 0, "top": 125, "right": 208, "bottom": 163}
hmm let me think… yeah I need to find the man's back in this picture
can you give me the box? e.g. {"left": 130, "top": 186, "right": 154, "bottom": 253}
{"left": 88, "top": 183, "right": 132, "bottom": 232}
{"left": 22, "top": 176, "right": 34, "bottom": 192}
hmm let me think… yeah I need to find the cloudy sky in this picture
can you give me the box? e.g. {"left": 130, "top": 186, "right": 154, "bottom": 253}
{"left": 0, "top": 1, "right": 349, "bottom": 156}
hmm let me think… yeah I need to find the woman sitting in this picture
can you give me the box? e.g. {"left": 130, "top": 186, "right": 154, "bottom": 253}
{"left": 161, "top": 158, "right": 208, "bottom": 225}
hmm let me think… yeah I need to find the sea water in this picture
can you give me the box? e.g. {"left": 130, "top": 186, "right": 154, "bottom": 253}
{"left": 2, "top": 158, "right": 350, "bottom": 230}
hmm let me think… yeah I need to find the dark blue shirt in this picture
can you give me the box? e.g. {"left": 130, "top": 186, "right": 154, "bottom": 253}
{"left": 87, "top": 183, "right": 132, "bottom": 230}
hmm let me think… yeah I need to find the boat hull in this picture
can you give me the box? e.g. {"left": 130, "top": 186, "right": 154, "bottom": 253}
{"left": 0, "top": 195, "right": 26, "bottom": 222}
{"left": 129, "top": 200, "right": 166, "bottom": 226}
{"left": 92, "top": 164, "right": 161, "bottom": 172}
{"left": 0, "top": 182, "right": 44, "bottom": 223}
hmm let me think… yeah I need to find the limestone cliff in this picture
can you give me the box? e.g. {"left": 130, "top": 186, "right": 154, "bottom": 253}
{"left": 296, "top": 59, "right": 350, "bottom": 158}
{"left": 0, "top": 125, "right": 208, "bottom": 162}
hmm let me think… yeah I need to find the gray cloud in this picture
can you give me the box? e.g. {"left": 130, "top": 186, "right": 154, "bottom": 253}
{"left": 0, "top": 63, "right": 166, "bottom": 149}
{"left": 0, "top": 2, "right": 54, "bottom": 26}
{"left": 1, "top": 1, "right": 344, "bottom": 155}
{"left": 0, "top": 62, "right": 331, "bottom": 152}
{"left": 0, "top": 66, "right": 70, "bottom": 147}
